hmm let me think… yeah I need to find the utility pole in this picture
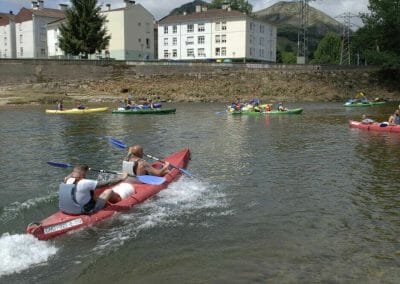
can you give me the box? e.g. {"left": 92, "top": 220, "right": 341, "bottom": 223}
{"left": 297, "top": 0, "right": 315, "bottom": 64}
{"left": 335, "top": 12, "right": 359, "bottom": 65}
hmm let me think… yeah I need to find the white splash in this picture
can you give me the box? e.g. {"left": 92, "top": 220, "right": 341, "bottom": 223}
{"left": 94, "top": 177, "right": 229, "bottom": 252}
{"left": 0, "top": 233, "right": 58, "bottom": 277}
{"left": 0, "top": 194, "right": 57, "bottom": 223}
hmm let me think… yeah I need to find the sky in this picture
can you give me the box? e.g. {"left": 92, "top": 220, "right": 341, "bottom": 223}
{"left": 0, "top": 0, "right": 369, "bottom": 23}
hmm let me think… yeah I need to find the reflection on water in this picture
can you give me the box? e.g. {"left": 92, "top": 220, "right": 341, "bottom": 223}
{"left": 0, "top": 102, "right": 399, "bottom": 283}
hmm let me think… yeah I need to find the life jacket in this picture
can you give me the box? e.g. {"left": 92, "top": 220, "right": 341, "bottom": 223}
{"left": 59, "top": 183, "right": 83, "bottom": 215}
{"left": 395, "top": 115, "right": 400, "bottom": 125}
{"left": 122, "top": 160, "right": 137, "bottom": 175}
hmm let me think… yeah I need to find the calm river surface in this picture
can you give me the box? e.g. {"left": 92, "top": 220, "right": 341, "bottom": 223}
{"left": 0, "top": 102, "right": 399, "bottom": 283}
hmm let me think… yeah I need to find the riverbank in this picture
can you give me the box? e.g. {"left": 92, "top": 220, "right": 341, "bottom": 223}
{"left": 1, "top": 65, "right": 399, "bottom": 105}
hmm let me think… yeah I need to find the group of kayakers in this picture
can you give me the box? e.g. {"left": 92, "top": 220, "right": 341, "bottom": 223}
{"left": 59, "top": 145, "right": 170, "bottom": 215}
{"left": 56, "top": 100, "right": 86, "bottom": 111}
{"left": 230, "top": 98, "right": 287, "bottom": 112}
{"left": 361, "top": 106, "right": 400, "bottom": 126}
{"left": 120, "top": 95, "right": 157, "bottom": 110}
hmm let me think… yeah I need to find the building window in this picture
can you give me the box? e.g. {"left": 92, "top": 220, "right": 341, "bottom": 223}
{"left": 260, "top": 37, "right": 264, "bottom": 45}
{"left": 249, "top": 35, "right": 253, "bottom": 44}
{"left": 222, "top": 21, "right": 227, "bottom": 30}
{"left": 138, "top": 22, "right": 141, "bottom": 27}
{"left": 250, "top": 22, "right": 255, "bottom": 31}
{"left": 215, "top": 22, "right": 221, "bottom": 31}
{"left": 187, "top": 48, "right": 194, "bottom": 58}
{"left": 19, "top": 34, "right": 23, "bottom": 44}
{"left": 198, "top": 23, "right": 205, "bottom": 32}
{"left": 250, "top": 47, "right": 254, "bottom": 56}
{"left": 41, "top": 48, "right": 46, "bottom": 55}
{"left": 221, "top": 34, "right": 226, "bottom": 43}
{"left": 20, "top": 47, "right": 23, "bottom": 56}
{"left": 260, "top": 25, "right": 265, "bottom": 33}
{"left": 172, "top": 49, "right": 177, "bottom": 58}
{"left": 164, "top": 50, "right": 169, "bottom": 58}
{"left": 198, "top": 36, "right": 205, "bottom": 44}
{"left": 173, "top": 25, "right": 177, "bottom": 33}
{"left": 187, "top": 24, "right": 194, "bottom": 33}
{"left": 138, "top": 38, "right": 142, "bottom": 43}
{"left": 146, "top": 22, "right": 150, "bottom": 33}
{"left": 4, "top": 37, "right": 6, "bottom": 46}
{"left": 186, "top": 36, "right": 194, "bottom": 45}
{"left": 198, "top": 48, "right": 205, "bottom": 57}
{"left": 164, "top": 38, "right": 168, "bottom": 46}
{"left": 215, "top": 47, "right": 220, "bottom": 56}
{"left": 215, "top": 35, "right": 220, "bottom": 44}
{"left": 173, "top": 37, "right": 177, "bottom": 46}
{"left": 164, "top": 26, "right": 168, "bottom": 34}
{"left": 221, "top": 47, "right": 226, "bottom": 56}
{"left": 146, "top": 38, "right": 150, "bottom": 49}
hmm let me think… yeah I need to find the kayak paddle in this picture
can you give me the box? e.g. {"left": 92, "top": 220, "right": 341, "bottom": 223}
{"left": 109, "top": 137, "right": 194, "bottom": 178}
{"left": 47, "top": 161, "right": 166, "bottom": 185}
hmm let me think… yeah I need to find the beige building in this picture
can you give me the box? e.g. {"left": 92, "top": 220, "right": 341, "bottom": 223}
{"left": 46, "top": 1, "right": 155, "bottom": 60}
{"left": 158, "top": 6, "right": 277, "bottom": 62}
{"left": 100, "top": 1, "right": 155, "bottom": 60}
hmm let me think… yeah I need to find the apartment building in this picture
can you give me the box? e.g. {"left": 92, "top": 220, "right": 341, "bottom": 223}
{"left": 13, "top": 1, "right": 64, "bottom": 58}
{"left": 0, "top": 12, "right": 16, "bottom": 58}
{"left": 158, "top": 6, "right": 277, "bottom": 62}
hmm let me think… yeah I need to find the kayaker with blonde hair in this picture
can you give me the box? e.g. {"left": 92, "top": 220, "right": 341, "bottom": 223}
{"left": 123, "top": 145, "right": 170, "bottom": 177}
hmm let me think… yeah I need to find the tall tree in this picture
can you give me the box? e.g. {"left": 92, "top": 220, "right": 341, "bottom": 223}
{"left": 353, "top": 0, "right": 400, "bottom": 66}
{"left": 59, "top": 0, "right": 110, "bottom": 58}
{"left": 312, "top": 32, "right": 341, "bottom": 64}
{"left": 209, "top": 0, "right": 253, "bottom": 14}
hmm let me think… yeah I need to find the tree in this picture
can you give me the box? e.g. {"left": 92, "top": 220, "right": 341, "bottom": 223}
{"left": 59, "top": 0, "right": 110, "bottom": 58}
{"left": 312, "top": 32, "right": 341, "bottom": 64}
{"left": 353, "top": 0, "right": 400, "bottom": 67}
{"left": 209, "top": 0, "right": 253, "bottom": 14}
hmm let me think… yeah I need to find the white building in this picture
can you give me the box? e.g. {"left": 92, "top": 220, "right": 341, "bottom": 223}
{"left": 46, "top": 17, "right": 65, "bottom": 58}
{"left": 46, "top": 1, "right": 155, "bottom": 60}
{"left": 0, "top": 12, "right": 16, "bottom": 58}
{"left": 158, "top": 6, "right": 277, "bottom": 62}
{"left": 15, "top": 1, "right": 64, "bottom": 58}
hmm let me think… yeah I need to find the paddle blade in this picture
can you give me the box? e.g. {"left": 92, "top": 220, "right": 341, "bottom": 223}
{"left": 47, "top": 161, "right": 73, "bottom": 168}
{"left": 137, "top": 175, "right": 165, "bottom": 185}
{"left": 109, "top": 137, "right": 127, "bottom": 149}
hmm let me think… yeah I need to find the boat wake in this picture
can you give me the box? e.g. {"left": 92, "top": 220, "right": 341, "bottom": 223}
{"left": 0, "top": 233, "right": 58, "bottom": 277}
{"left": 0, "top": 194, "right": 57, "bottom": 223}
{"left": 94, "top": 177, "right": 229, "bottom": 252}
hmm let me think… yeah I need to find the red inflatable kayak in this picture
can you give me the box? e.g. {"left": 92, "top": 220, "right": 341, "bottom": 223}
{"left": 349, "top": 120, "right": 400, "bottom": 133}
{"left": 27, "top": 148, "right": 191, "bottom": 240}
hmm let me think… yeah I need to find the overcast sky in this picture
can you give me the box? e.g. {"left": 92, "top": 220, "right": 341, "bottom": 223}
{"left": 1, "top": 0, "right": 369, "bottom": 23}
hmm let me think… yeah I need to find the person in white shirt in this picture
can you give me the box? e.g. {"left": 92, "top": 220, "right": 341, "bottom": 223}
{"left": 62, "top": 165, "right": 127, "bottom": 214}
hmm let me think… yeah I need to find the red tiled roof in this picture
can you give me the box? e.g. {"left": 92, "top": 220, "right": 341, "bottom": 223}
{"left": 0, "top": 12, "right": 15, "bottom": 26}
{"left": 15, "top": 7, "right": 65, "bottom": 23}
{"left": 158, "top": 9, "right": 246, "bottom": 24}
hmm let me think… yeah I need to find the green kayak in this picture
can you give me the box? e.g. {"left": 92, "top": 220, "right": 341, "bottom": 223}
{"left": 229, "top": 108, "right": 303, "bottom": 115}
{"left": 343, "top": 101, "right": 386, "bottom": 107}
{"left": 112, "top": 108, "right": 176, "bottom": 114}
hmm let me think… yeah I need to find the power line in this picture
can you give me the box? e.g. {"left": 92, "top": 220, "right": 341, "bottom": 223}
{"left": 296, "top": 0, "right": 317, "bottom": 64}
{"left": 335, "top": 12, "right": 359, "bottom": 65}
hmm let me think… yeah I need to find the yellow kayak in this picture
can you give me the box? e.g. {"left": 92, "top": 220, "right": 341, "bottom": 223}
{"left": 45, "top": 107, "right": 109, "bottom": 114}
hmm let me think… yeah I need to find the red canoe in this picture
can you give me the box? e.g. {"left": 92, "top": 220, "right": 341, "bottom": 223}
{"left": 349, "top": 120, "right": 400, "bottom": 133}
{"left": 27, "top": 148, "right": 191, "bottom": 240}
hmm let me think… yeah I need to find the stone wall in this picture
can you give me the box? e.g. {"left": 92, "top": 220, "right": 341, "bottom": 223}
{"left": 0, "top": 59, "right": 397, "bottom": 103}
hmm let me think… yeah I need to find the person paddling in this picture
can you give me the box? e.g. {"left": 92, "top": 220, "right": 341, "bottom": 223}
{"left": 59, "top": 165, "right": 127, "bottom": 215}
{"left": 123, "top": 145, "right": 170, "bottom": 177}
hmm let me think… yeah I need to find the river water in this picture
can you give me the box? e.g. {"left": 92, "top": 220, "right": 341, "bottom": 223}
{"left": 0, "top": 102, "right": 399, "bottom": 283}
